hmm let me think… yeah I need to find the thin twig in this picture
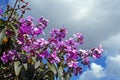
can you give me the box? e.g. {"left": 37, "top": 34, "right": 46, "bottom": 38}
{"left": 7, "top": 0, "right": 18, "bottom": 22}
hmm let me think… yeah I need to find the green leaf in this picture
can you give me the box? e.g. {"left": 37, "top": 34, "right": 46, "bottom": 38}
{"left": 14, "top": 61, "right": 22, "bottom": 76}
{"left": 65, "top": 74, "right": 70, "bottom": 80}
{"left": 34, "top": 59, "right": 40, "bottom": 69}
{"left": 10, "top": 23, "right": 18, "bottom": 37}
{"left": 39, "top": 68, "right": 44, "bottom": 72}
{"left": 58, "top": 66, "right": 64, "bottom": 80}
{"left": 45, "top": 71, "right": 54, "bottom": 80}
{"left": 0, "top": 29, "right": 5, "bottom": 45}
{"left": 23, "top": 63, "right": 27, "bottom": 70}
{"left": 47, "top": 62, "right": 57, "bottom": 74}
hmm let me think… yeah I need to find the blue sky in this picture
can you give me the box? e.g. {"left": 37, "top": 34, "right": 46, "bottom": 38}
{"left": 0, "top": 0, "right": 9, "bottom": 5}
{"left": 0, "top": 0, "right": 9, "bottom": 12}
{"left": 8, "top": 0, "right": 120, "bottom": 80}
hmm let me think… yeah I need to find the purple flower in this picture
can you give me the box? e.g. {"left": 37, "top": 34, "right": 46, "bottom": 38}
{"left": 1, "top": 50, "right": 17, "bottom": 63}
{"left": 38, "top": 50, "right": 49, "bottom": 58}
{"left": 53, "top": 41, "right": 66, "bottom": 51}
{"left": 50, "top": 51, "right": 60, "bottom": 63}
{"left": 48, "top": 37, "right": 58, "bottom": 44}
{"left": 22, "top": 45, "right": 31, "bottom": 53}
{"left": 17, "top": 35, "right": 25, "bottom": 45}
{"left": 82, "top": 57, "right": 90, "bottom": 65}
{"left": 33, "top": 27, "right": 43, "bottom": 35}
{"left": 73, "top": 33, "right": 84, "bottom": 44}
{"left": 59, "top": 28, "right": 67, "bottom": 38}
{"left": 1, "top": 52, "right": 9, "bottom": 63}
{"left": 17, "top": 34, "right": 28, "bottom": 45}
{"left": 19, "top": 18, "right": 24, "bottom": 23}
{"left": 26, "top": 16, "right": 34, "bottom": 22}
{"left": 67, "top": 60, "right": 78, "bottom": 68}
{"left": 37, "top": 17, "right": 49, "bottom": 29}
{"left": 74, "top": 66, "right": 82, "bottom": 76}
{"left": 26, "top": 16, "right": 34, "bottom": 26}
{"left": 80, "top": 49, "right": 89, "bottom": 58}
{"left": 18, "top": 17, "right": 34, "bottom": 35}
{"left": 8, "top": 50, "right": 17, "bottom": 60}
{"left": 65, "top": 38, "right": 78, "bottom": 47}
{"left": 97, "top": 44, "right": 104, "bottom": 53}
{"left": 50, "top": 28, "right": 67, "bottom": 41}
{"left": 19, "top": 23, "right": 33, "bottom": 35}
{"left": 92, "top": 44, "right": 104, "bottom": 58}
{"left": 29, "top": 38, "right": 48, "bottom": 51}
{"left": 66, "top": 48, "right": 79, "bottom": 59}
{"left": 5, "top": 29, "right": 15, "bottom": 37}
{"left": 35, "top": 38, "right": 48, "bottom": 46}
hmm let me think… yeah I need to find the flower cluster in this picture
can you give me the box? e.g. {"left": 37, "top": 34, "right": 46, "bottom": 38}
{"left": 1, "top": 50, "right": 18, "bottom": 63}
{"left": 0, "top": 16, "right": 103, "bottom": 77}
{"left": 18, "top": 16, "right": 48, "bottom": 42}
{"left": 73, "top": 33, "right": 84, "bottom": 44}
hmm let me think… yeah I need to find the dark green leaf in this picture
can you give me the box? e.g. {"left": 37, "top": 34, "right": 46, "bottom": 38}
{"left": 0, "top": 19, "right": 6, "bottom": 26}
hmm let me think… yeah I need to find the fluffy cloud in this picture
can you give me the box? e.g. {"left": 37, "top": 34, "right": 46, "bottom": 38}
{"left": 79, "top": 63, "right": 105, "bottom": 80}
{"left": 100, "top": 31, "right": 120, "bottom": 80}
{"left": 79, "top": 54, "right": 120, "bottom": 80}
{"left": 79, "top": 31, "right": 120, "bottom": 80}
{"left": 101, "top": 32, "right": 120, "bottom": 60}
{"left": 104, "top": 54, "right": 120, "bottom": 80}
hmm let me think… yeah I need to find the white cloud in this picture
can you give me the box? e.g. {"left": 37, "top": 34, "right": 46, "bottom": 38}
{"left": 91, "top": 63, "right": 105, "bottom": 78}
{"left": 105, "top": 54, "right": 120, "bottom": 80}
{"left": 73, "top": 0, "right": 96, "bottom": 21}
{"left": 102, "top": 32, "right": 120, "bottom": 51}
{"left": 79, "top": 54, "right": 120, "bottom": 80}
{"left": 79, "top": 34, "right": 120, "bottom": 79}
{"left": 79, "top": 63, "right": 105, "bottom": 80}
{"left": 101, "top": 32, "right": 120, "bottom": 57}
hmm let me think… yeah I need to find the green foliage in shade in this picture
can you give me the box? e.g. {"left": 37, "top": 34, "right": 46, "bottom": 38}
{"left": 10, "top": 23, "right": 18, "bottom": 37}
{"left": 65, "top": 74, "right": 70, "bottom": 80}
{"left": 47, "top": 62, "right": 57, "bottom": 74}
{"left": 0, "top": 19, "right": 6, "bottom": 45}
{"left": 0, "top": 28, "right": 5, "bottom": 45}
{"left": 0, "top": 19, "right": 6, "bottom": 27}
